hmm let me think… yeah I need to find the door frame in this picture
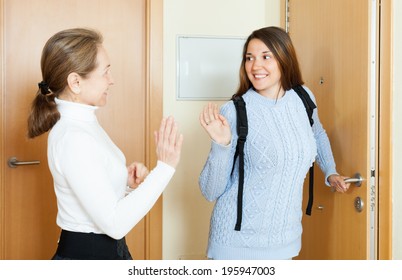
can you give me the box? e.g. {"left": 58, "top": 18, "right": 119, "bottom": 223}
{"left": 0, "top": 0, "right": 164, "bottom": 259}
{"left": 377, "top": 0, "right": 393, "bottom": 260}
{"left": 0, "top": 0, "right": 5, "bottom": 260}
{"left": 145, "top": 0, "right": 164, "bottom": 259}
{"left": 280, "top": 0, "right": 393, "bottom": 259}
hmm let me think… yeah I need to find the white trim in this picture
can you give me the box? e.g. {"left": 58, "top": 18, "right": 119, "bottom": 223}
{"left": 369, "top": 0, "right": 378, "bottom": 260}
{"left": 285, "top": 0, "right": 289, "bottom": 33}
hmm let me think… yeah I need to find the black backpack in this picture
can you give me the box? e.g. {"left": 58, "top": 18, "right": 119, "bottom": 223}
{"left": 231, "top": 85, "right": 316, "bottom": 231}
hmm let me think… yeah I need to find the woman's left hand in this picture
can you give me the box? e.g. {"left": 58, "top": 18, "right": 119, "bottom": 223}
{"left": 127, "top": 162, "right": 149, "bottom": 189}
{"left": 328, "top": 174, "right": 350, "bottom": 193}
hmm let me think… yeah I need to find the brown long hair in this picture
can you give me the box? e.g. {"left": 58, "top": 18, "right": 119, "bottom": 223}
{"left": 233, "top": 26, "right": 304, "bottom": 98}
{"left": 27, "top": 28, "right": 103, "bottom": 138}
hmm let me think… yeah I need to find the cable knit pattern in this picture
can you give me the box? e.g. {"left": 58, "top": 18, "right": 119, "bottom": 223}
{"left": 199, "top": 87, "right": 337, "bottom": 259}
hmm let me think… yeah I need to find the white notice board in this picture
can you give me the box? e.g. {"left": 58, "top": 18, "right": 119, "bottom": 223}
{"left": 177, "top": 36, "right": 246, "bottom": 100}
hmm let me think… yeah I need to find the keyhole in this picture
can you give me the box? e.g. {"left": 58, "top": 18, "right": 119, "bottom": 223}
{"left": 354, "top": 197, "right": 364, "bottom": 212}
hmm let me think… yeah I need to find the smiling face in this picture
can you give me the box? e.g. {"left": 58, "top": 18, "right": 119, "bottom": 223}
{"left": 244, "top": 38, "right": 284, "bottom": 99}
{"left": 76, "top": 45, "right": 114, "bottom": 107}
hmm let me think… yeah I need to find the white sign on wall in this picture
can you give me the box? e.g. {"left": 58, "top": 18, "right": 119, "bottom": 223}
{"left": 177, "top": 36, "right": 246, "bottom": 100}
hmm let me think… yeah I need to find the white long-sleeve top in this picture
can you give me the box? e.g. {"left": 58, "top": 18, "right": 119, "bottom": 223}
{"left": 48, "top": 98, "right": 175, "bottom": 240}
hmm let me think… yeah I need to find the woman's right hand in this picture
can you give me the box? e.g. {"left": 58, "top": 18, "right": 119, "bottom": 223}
{"left": 199, "top": 103, "right": 232, "bottom": 145}
{"left": 154, "top": 116, "right": 183, "bottom": 169}
{"left": 127, "top": 162, "right": 149, "bottom": 189}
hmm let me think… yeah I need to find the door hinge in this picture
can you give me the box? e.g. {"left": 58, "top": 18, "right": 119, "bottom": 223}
{"left": 285, "top": 0, "right": 290, "bottom": 33}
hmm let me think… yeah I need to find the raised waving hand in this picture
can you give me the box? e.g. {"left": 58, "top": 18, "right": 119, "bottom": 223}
{"left": 154, "top": 116, "right": 184, "bottom": 169}
{"left": 199, "top": 103, "right": 231, "bottom": 146}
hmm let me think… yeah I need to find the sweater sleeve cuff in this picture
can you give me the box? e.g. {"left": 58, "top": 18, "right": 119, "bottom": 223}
{"left": 325, "top": 171, "right": 339, "bottom": 186}
{"left": 208, "top": 141, "right": 232, "bottom": 163}
{"left": 211, "top": 140, "right": 231, "bottom": 151}
{"left": 211, "top": 139, "right": 232, "bottom": 148}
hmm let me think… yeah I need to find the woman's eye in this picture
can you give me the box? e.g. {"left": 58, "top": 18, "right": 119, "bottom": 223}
{"left": 263, "top": 55, "right": 271, "bottom": 60}
{"left": 246, "top": 56, "right": 254, "bottom": 61}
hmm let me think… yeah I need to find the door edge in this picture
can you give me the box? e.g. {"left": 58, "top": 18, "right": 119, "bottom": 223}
{"left": 0, "top": 0, "right": 6, "bottom": 260}
{"left": 378, "top": 0, "right": 393, "bottom": 260}
{"left": 144, "top": 0, "right": 164, "bottom": 260}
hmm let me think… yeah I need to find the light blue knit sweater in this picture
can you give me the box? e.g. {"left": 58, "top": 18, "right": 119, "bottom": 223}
{"left": 199, "top": 87, "right": 337, "bottom": 260}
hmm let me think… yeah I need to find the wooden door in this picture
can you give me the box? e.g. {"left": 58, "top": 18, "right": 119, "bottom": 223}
{"left": 0, "top": 0, "right": 163, "bottom": 260}
{"left": 288, "top": 0, "right": 377, "bottom": 259}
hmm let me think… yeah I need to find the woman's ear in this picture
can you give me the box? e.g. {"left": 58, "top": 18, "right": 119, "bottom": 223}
{"left": 67, "top": 72, "right": 81, "bottom": 94}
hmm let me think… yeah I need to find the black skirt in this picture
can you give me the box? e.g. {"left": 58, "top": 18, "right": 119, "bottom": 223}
{"left": 52, "top": 229, "right": 132, "bottom": 260}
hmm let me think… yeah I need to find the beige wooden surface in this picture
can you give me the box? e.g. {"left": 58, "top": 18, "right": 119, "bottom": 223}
{"left": 0, "top": 0, "right": 163, "bottom": 260}
{"left": 289, "top": 0, "right": 372, "bottom": 259}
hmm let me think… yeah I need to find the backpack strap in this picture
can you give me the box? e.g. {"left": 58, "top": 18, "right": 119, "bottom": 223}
{"left": 293, "top": 85, "right": 316, "bottom": 126}
{"left": 292, "top": 85, "right": 316, "bottom": 216}
{"left": 231, "top": 96, "right": 248, "bottom": 231}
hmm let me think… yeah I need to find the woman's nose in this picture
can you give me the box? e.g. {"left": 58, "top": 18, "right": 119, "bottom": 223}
{"left": 252, "top": 58, "right": 263, "bottom": 68}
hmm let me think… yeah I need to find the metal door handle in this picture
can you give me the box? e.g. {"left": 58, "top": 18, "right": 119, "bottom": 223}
{"left": 344, "top": 173, "right": 364, "bottom": 187}
{"left": 8, "top": 157, "right": 40, "bottom": 168}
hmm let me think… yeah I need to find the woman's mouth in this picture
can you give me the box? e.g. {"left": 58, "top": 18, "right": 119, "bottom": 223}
{"left": 254, "top": 74, "right": 268, "bottom": 79}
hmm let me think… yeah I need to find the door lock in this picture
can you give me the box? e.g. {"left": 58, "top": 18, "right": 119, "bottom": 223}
{"left": 354, "top": 197, "right": 364, "bottom": 212}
